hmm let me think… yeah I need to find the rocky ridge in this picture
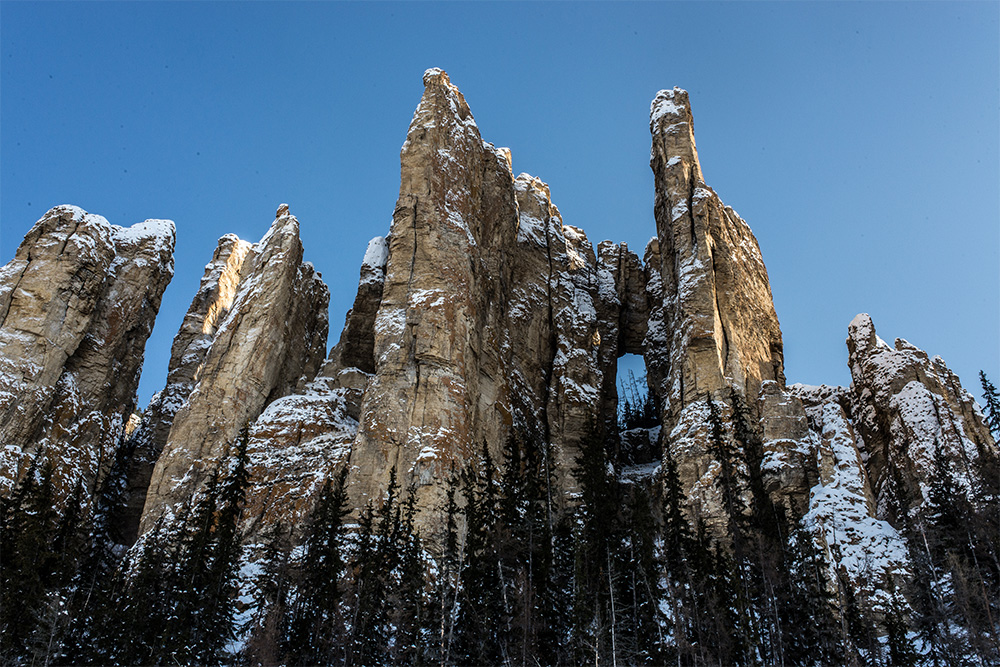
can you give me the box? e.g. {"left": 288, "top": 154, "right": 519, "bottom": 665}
{"left": 0, "top": 205, "right": 174, "bottom": 504}
{"left": 0, "top": 72, "right": 995, "bottom": 606}
{"left": 135, "top": 205, "right": 329, "bottom": 535}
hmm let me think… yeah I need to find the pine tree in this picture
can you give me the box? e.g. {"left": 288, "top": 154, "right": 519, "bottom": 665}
{"left": 980, "top": 371, "right": 1000, "bottom": 438}
{"left": 428, "top": 464, "right": 462, "bottom": 666}
{"left": 243, "top": 522, "right": 293, "bottom": 667}
{"left": 198, "top": 427, "right": 252, "bottom": 663}
{"left": 61, "top": 432, "right": 136, "bottom": 664}
{"left": 348, "top": 501, "right": 381, "bottom": 664}
{"left": 112, "top": 517, "right": 176, "bottom": 666}
{"left": 456, "top": 443, "right": 505, "bottom": 665}
{"left": 883, "top": 580, "right": 919, "bottom": 667}
{"left": 567, "top": 422, "right": 622, "bottom": 666}
{"left": 705, "top": 397, "right": 758, "bottom": 662}
{"left": 286, "top": 466, "right": 351, "bottom": 665}
{"left": 391, "top": 490, "right": 426, "bottom": 664}
{"left": 0, "top": 455, "right": 60, "bottom": 662}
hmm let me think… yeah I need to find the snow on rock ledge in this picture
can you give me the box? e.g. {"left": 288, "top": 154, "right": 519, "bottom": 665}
{"left": 0, "top": 205, "right": 175, "bottom": 504}
{"left": 846, "top": 313, "right": 997, "bottom": 522}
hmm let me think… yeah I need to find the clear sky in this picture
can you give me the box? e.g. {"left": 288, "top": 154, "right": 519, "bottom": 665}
{"left": 2, "top": 2, "right": 997, "bottom": 407}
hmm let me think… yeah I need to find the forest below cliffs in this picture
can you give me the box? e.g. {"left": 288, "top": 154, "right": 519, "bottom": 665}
{"left": 3, "top": 376, "right": 999, "bottom": 667}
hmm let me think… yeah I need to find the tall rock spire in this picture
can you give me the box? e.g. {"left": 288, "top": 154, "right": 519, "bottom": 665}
{"left": 0, "top": 205, "right": 175, "bottom": 503}
{"left": 345, "top": 68, "right": 522, "bottom": 518}
{"left": 649, "top": 87, "right": 785, "bottom": 419}
{"left": 138, "top": 206, "right": 329, "bottom": 534}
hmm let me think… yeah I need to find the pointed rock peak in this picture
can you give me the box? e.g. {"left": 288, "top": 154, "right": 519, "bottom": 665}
{"left": 423, "top": 67, "right": 448, "bottom": 86}
{"left": 847, "top": 313, "right": 882, "bottom": 355}
{"left": 260, "top": 205, "right": 301, "bottom": 247}
{"left": 515, "top": 172, "right": 552, "bottom": 200}
{"left": 362, "top": 236, "right": 389, "bottom": 271}
{"left": 413, "top": 67, "right": 475, "bottom": 129}
{"left": 649, "top": 86, "right": 702, "bottom": 180}
{"left": 650, "top": 86, "right": 691, "bottom": 127}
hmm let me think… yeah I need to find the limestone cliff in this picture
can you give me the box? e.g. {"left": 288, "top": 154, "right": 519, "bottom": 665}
{"left": 846, "top": 313, "right": 998, "bottom": 521}
{"left": 0, "top": 205, "right": 174, "bottom": 503}
{"left": 649, "top": 87, "right": 785, "bottom": 417}
{"left": 2, "top": 74, "right": 995, "bottom": 608}
{"left": 137, "top": 205, "right": 328, "bottom": 534}
{"left": 120, "top": 233, "right": 252, "bottom": 542}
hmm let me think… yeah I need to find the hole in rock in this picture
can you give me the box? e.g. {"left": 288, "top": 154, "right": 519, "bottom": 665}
{"left": 613, "top": 353, "right": 661, "bottom": 468}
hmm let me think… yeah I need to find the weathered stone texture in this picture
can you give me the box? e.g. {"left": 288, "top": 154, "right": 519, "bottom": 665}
{"left": 120, "top": 233, "right": 252, "bottom": 542}
{"left": 846, "top": 313, "right": 998, "bottom": 521}
{"left": 649, "top": 87, "right": 784, "bottom": 419}
{"left": 139, "top": 206, "right": 328, "bottom": 533}
{"left": 0, "top": 205, "right": 174, "bottom": 501}
{"left": 346, "top": 68, "right": 522, "bottom": 524}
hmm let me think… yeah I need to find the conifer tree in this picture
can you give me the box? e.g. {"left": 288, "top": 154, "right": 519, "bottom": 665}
{"left": 456, "top": 443, "right": 505, "bottom": 665}
{"left": 781, "top": 519, "right": 843, "bottom": 665}
{"left": 0, "top": 455, "right": 60, "bottom": 662}
{"left": 391, "top": 490, "right": 426, "bottom": 664}
{"left": 286, "top": 466, "right": 351, "bottom": 665}
{"left": 428, "top": 464, "right": 462, "bottom": 666}
{"left": 883, "top": 580, "right": 919, "bottom": 667}
{"left": 980, "top": 370, "right": 1000, "bottom": 438}
{"left": 243, "top": 522, "right": 293, "bottom": 667}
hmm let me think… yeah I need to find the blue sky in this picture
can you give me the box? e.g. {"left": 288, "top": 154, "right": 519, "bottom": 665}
{"left": 2, "top": 2, "right": 997, "bottom": 407}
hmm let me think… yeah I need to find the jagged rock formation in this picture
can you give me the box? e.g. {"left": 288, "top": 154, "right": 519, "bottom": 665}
{"left": 0, "top": 205, "right": 174, "bottom": 501}
{"left": 846, "top": 313, "right": 997, "bottom": 520}
{"left": 343, "top": 70, "right": 647, "bottom": 527}
{"left": 237, "top": 237, "right": 390, "bottom": 536}
{"left": 645, "top": 88, "right": 791, "bottom": 530}
{"left": 1, "top": 74, "right": 995, "bottom": 590}
{"left": 120, "top": 233, "right": 252, "bottom": 541}
{"left": 4, "top": 69, "right": 1000, "bottom": 667}
{"left": 649, "top": 88, "right": 785, "bottom": 415}
{"left": 788, "top": 383, "right": 910, "bottom": 594}
{"left": 136, "top": 205, "right": 329, "bottom": 534}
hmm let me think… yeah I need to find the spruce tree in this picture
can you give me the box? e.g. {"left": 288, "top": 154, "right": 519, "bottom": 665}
{"left": 980, "top": 370, "right": 1000, "bottom": 438}
{"left": 391, "top": 490, "right": 426, "bottom": 664}
{"left": 781, "top": 519, "right": 843, "bottom": 666}
{"left": 286, "top": 466, "right": 351, "bottom": 665}
{"left": 0, "top": 455, "right": 60, "bottom": 662}
{"left": 243, "top": 522, "right": 293, "bottom": 667}
{"left": 883, "top": 580, "right": 919, "bottom": 667}
{"left": 456, "top": 443, "right": 505, "bottom": 665}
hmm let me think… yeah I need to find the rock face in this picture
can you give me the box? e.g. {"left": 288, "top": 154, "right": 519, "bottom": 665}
{"left": 4, "top": 74, "right": 995, "bottom": 603}
{"left": 342, "top": 70, "right": 646, "bottom": 527}
{"left": 345, "top": 68, "right": 523, "bottom": 522}
{"left": 846, "top": 313, "right": 998, "bottom": 521}
{"left": 649, "top": 88, "right": 785, "bottom": 418}
{"left": 137, "top": 206, "right": 329, "bottom": 534}
{"left": 646, "top": 88, "right": 791, "bottom": 530}
{"left": 0, "top": 205, "right": 174, "bottom": 502}
{"left": 120, "top": 233, "right": 252, "bottom": 542}
{"left": 788, "top": 383, "right": 909, "bottom": 594}
{"left": 238, "top": 237, "right": 388, "bottom": 537}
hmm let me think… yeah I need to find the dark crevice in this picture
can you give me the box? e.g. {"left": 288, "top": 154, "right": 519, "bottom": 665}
{"left": 541, "top": 210, "right": 557, "bottom": 447}
{"left": 688, "top": 169, "right": 697, "bottom": 252}
{"left": 712, "top": 256, "right": 731, "bottom": 375}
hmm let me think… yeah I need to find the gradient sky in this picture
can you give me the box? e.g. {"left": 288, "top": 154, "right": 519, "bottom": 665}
{"left": 2, "top": 2, "right": 997, "bottom": 408}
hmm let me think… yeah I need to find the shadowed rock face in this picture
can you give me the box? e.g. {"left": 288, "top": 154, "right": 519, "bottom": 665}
{"left": 137, "top": 206, "right": 329, "bottom": 535}
{"left": 0, "top": 205, "right": 174, "bottom": 503}
{"left": 3, "top": 72, "right": 994, "bottom": 594}
{"left": 339, "top": 70, "right": 656, "bottom": 530}
{"left": 344, "top": 68, "right": 523, "bottom": 523}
